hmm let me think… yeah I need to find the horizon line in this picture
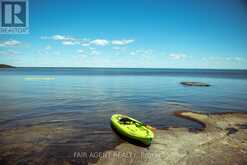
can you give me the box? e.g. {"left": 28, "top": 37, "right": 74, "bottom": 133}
{"left": 3, "top": 66, "right": 247, "bottom": 71}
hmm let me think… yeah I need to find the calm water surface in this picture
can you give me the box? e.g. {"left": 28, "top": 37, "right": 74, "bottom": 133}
{"left": 0, "top": 68, "right": 247, "bottom": 164}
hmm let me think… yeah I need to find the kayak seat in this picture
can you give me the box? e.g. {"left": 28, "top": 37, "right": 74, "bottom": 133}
{"left": 119, "top": 117, "right": 134, "bottom": 125}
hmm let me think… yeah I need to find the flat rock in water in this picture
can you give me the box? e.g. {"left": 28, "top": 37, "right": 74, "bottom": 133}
{"left": 180, "top": 81, "right": 210, "bottom": 87}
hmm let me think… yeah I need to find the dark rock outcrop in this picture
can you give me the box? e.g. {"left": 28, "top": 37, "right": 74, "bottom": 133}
{"left": 0, "top": 64, "right": 15, "bottom": 68}
{"left": 180, "top": 81, "right": 210, "bottom": 87}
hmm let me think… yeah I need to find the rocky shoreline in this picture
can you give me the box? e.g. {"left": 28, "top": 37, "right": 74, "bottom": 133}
{"left": 92, "top": 111, "right": 247, "bottom": 165}
{"left": 0, "top": 111, "right": 246, "bottom": 165}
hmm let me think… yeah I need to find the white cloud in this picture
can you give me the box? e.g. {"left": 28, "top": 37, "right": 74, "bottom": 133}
{"left": 81, "top": 43, "right": 91, "bottom": 47}
{"left": 42, "top": 35, "right": 109, "bottom": 46}
{"left": 90, "top": 39, "right": 109, "bottom": 46}
{"left": 204, "top": 56, "right": 245, "bottom": 62}
{"left": 41, "top": 35, "right": 80, "bottom": 45}
{"left": 62, "top": 41, "right": 78, "bottom": 45}
{"left": 0, "top": 49, "right": 20, "bottom": 56}
{"left": 51, "top": 35, "right": 76, "bottom": 42}
{"left": 52, "top": 35, "right": 66, "bottom": 40}
{"left": 77, "top": 49, "right": 84, "bottom": 54}
{"left": 111, "top": 39, "right": 134, "bottom": 45}
{"left": 41, "top": 35, "right": 135, "bottom": 47}
{"left": 89, "top": 47, "right": 96, "bottom": 50}
{"left": 169, "top": 53, "right": 187, "bottom": 60}
{"left": 130, "top": 49, "right": 153, "bottom": 56}
{"left": 130, "top": 51, "right": 136, "bottom": 55}
{"left": 0, "top": 40, "right": 21, "bottom": 47}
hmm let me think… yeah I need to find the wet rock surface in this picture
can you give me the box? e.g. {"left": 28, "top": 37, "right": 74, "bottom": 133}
{"left": 0, "top": 112, "right": 247, "bottom": 165}
{"left": 0, "top": 123, "right": 117, "bottom": 165}
{"left": 92, "top": 112, "right": 247, "bottom": 165}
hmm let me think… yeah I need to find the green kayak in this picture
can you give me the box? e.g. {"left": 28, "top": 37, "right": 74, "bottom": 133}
{"left": 111, "top": 114, "right": 154, "bottom": 145}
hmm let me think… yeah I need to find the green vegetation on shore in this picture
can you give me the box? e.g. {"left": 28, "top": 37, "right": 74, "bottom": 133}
{"left": 0, "top": 64, "right": 15, "bottom": 68}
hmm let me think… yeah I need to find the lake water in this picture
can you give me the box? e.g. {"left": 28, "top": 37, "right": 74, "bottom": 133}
{"left": 0, "top": 68, "right": 247, "bottom": 164}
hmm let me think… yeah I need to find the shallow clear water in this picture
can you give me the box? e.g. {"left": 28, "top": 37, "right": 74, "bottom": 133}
{"left": 0, "top": 68, "right": 247, "bottom": 163}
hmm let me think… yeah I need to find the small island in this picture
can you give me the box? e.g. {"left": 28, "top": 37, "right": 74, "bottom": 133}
{"left": 0, "top": 64, "right": 15, "bottom": 68}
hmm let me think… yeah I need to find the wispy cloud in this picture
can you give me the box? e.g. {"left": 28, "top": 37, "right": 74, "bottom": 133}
{"left": 0, "top": 40, "right": 21, "bottom": 47}
{"left": 130, "top": 49, "right": 153, "bottom": 56}
{"left": 52, "top": 35, "right": 75, "bottom": 41}
{"left": 169, "top": 53, "right": 187, "bottom": 60}
{"left": 226, "top": 57, "right": 242, "bottom": 61}
{"left": 112, "top": 39, "right": 134, "bottom": 45}
{"left": 77, "top": 49, "right": 84, "bottom": 54}
{"left": 37, "top": 45, "right": 60, "bottom": 56}
{"left": 0, "top": 49, "right": 20, "bottom": 56}
{"left": 203, "top": 56, "right": 245, "bottom": 62}
{"left": 90, "top": 39, "right": 109, "bottom": 46}
{"left": 41, "top": 35, "right": 80, "bottom": 45}
{"left": 41, "top": 35, "right": 134, "bottom": 47}
{"left": 42, "top": 35, "right": 76, "bottom": 42}
{"left": 61, "top": 41, "right": 78, "bottom": 45}
{"left": 81, "top": 43, "right": 91, "bottom": 47}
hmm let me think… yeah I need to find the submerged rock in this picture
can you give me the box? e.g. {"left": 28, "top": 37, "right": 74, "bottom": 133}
{"left": 180, "top": 81, "right": 210, "bottom": 87}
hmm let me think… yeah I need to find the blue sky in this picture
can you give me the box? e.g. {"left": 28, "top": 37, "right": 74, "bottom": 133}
{"left": 0, "top": 0, "right": 247, "bottom": 69}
